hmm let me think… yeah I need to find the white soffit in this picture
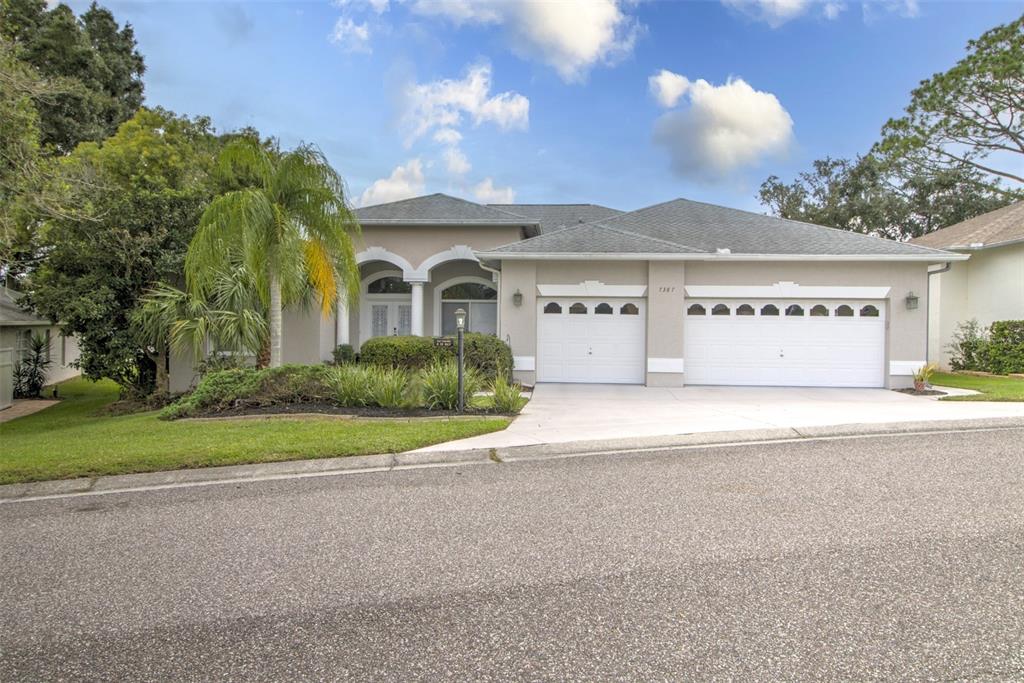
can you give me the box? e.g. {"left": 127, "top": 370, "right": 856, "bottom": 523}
{"left": 684, "top": 282, "right": 891, "bottom": 299}
{"left": 536, "top": 280, "right": 648, "bottom": 297}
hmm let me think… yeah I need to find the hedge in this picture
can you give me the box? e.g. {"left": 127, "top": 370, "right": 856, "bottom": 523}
{"left": 360, "top": 333, "right": 512, "bottom": 379}
{"left": 986, "top": 320, "right": 1024, "bottom": 374}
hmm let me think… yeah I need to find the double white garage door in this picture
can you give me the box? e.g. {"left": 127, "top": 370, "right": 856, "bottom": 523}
{"left": 535, "top": 297, "right": 886, "bottom": 387}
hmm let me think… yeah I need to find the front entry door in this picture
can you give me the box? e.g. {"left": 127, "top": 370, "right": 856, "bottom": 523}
{"left": 369, "top": 302, "right": 412, "bottom": 338}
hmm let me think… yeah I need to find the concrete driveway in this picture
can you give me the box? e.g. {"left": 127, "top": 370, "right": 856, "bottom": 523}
{"left": 417, "top": 383, "right": 1024, "bottom": 451}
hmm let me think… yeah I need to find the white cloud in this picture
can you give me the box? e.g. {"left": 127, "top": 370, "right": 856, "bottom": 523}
{"left": 652, "top": 77, "right": 794, "bottom": 180}
{"left": 329, "top": 17, "right": 371, "bottom": 53}
{"left": 402, "top": 62, "right": 529, "bottom": 144}
{"left": 473, "top": 177, "right": 516, "bottom": 204}
{"left": 648, "top": 69, "right": 691, "bottom": 109}
{"left": 823, "top": 1, "right": 845, "bottom": 19}
{"left": 721, "top": 0, "right": 812, "bottom": 26}
{"left": 433, "top": 128, "right": 463, "bottom": 145}
{"left": 410, "top": 0, "right": 641, "bottom": 82}
{"left": 863, "top": 0, "right": 919, "bottom": 22}
{"left": 358, "top": 159, "right": 425, "bottom": 207}
{"left": 442, "top": 147, "right": 471, "bottom": 175}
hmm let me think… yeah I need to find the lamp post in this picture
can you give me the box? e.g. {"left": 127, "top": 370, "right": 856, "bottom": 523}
{"left": 454, "top": 307, "right": 467, "bottom": 412}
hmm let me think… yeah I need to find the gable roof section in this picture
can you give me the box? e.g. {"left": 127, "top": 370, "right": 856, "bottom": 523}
{"left": 487, "top": 203, "right": 622, "bottom": 233}
{"left": 355, "top": 193, "right": 536, "bottom": 225}
{"left": 910, "top": 201, "right": 1024, "bottom": 250}
{"left": 481, "top": 198, "right": 958, "bottom": 260}
{"left": 0, "top": 288, "right": 49, "bottom": 326}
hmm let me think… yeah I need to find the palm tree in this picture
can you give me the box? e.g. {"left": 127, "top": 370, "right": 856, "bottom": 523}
{"left": 185, "top": 138, "right": 360, "bottom": 367}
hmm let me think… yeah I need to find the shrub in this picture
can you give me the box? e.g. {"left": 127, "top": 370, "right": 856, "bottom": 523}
{"left": 332, "top": 364, "right": 373, "bottom": 407}
{"left": 986, "top": 320, "right": 1024, "bottom": 374}
{"left": 490, "top": 373, "right": 528, "bottom": 414}
{"left": 420, "top": 359, "right": 483, "bottom": 410}
{"left": 13, "top": 333, "right": 52, "bottom": 399}
{"left": 460, "top": 333, "right": 513, "bottom": 380}
{"left": 360, "top": 336, "right": 438, "bottom": 371}
{"left": 947, "top": 319, "right": 989, "bottom": 371}
{"left": 160, "top": 368, "right": 260, "bottom": 419}
{"left": 256, "top": 365, "right": 337, "bottom": 404}
{"left": 365, "top": 366, "right": 414, "bottom": 409}
{"left": 332, "top": 343, "right": 355, "bottom": 365}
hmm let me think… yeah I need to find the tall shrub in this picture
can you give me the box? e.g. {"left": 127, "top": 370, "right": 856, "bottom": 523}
{"left": 986, "top": 321, "right": 1024, "bottom": 374}
{"left": 12, "top": 333, "right": 51, "bottom": 398}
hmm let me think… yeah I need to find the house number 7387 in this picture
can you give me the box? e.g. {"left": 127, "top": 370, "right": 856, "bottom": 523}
{"left": 658, "top": 286, "right": 676, "bottom": 293}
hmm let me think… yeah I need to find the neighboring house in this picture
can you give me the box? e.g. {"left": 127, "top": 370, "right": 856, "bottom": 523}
{"left": 0, "top": 287, "right": 81, "bottom": 409}
{"left": 167, "top": 193, "right": 963, "bottom": 392}
{"left": 910, "top": 201, "right": 1024, "bottom": 370}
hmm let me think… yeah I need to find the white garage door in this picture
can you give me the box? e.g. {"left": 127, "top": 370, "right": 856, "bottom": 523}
{"left": 537, "top": 298, "right": 646, "bottom": 384}
{"left": 684, "top": 300, "right": 886, "bottom": 387}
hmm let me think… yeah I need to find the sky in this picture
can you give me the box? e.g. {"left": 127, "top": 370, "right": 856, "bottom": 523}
{"left": 67, "top": 0, "right": 1024, "bottom": 212}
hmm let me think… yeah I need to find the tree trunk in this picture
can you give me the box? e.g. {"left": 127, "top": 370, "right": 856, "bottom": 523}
{"left": 269, "top": 270, "right": 283, "bottom": 368}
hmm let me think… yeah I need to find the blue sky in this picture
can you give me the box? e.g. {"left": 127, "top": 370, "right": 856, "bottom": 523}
{"left": 79, "top": 0, "right": 1024, "bottom": 211}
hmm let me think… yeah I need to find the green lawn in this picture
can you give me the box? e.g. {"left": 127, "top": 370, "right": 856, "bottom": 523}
{"left": 932, "top": 371, "right": 1024, "bottom": 402}
{"left": 0, "top": 378, "right": 510, "bottom": 485}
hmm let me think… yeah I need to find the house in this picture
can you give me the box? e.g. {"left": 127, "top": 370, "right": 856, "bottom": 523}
{"left": 910, "top": 201, "right": 1024, "bottom": 370}
{"left": 167, "top": 193, "right": 964, "bottom": 392}
{"left": 0, "top": 287, "right": 81, "bottom": 409}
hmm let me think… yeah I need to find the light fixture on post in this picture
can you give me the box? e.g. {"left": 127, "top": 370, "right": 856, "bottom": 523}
{"left": 454, "top": 307, "right": 467, "bottom": 412}
{"left": 905, "top": 291, "right": 919, "bottom": 310}
{"left": 512, "top": 289, "right": 523, "bottom": 307}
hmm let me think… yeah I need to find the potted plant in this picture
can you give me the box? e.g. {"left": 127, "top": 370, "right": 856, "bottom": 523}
{"left": 913, "top": 363, "right": 937, "bottom": 392}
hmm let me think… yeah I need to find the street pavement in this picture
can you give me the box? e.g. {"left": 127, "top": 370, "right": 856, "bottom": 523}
{"left": 2, "top": 427, "right": 1023, "bottom": 680}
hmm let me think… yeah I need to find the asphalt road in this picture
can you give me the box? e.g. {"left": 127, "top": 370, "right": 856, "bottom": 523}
{"left": 2, "top": 428, "right": 1023, "bottom": 681}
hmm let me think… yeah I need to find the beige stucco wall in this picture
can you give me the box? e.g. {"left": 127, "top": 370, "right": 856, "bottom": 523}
{"left": 928, "top": 243, "right": 1024, "bottom": 369}
{"left": 0, "top": 325, "right": 81, "bottom": 386}
{"left": 358, "top": 225, "right": 522, "bottom": 270}
{"left": 499, "top": 258, "right": 932, "bottom": 388}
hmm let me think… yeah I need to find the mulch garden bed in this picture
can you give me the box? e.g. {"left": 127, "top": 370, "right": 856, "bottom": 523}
{"left": 893, "top": 388, "right": 947, "bottom": 397}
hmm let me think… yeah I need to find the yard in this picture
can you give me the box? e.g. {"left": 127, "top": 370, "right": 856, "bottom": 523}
{"left": 933, "top": 372, "right": 1024, "bottom": 402}
{"left": 0, "top": 378, "right": 510, "bottom": 485}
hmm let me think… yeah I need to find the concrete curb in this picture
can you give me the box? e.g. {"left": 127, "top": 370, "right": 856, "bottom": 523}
{"left": 3, "top": 416, "right": 1023, "bottom": 503}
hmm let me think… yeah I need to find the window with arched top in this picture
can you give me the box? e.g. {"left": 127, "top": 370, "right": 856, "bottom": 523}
{"left": 569, "top": 302, "right": 587, "bottom": 314}
{"left": 687, "top": 303, "right": 706, "bottom": 316}
{"left": 441, "top": 282, "right": 496, "bottom": 300}
{"left": 620, "top": 303, "right": 639, "bottom": 315}
{"left": 711, "top": 304, "right": 730, "bottom": 316}
{"left": 761, "top": 304, "right": 780, "bottom": 316}
{"left": 737, "top": 304, "right": 755, "bottom": 316}
{"left": 595, "top": 303, "right": 613, "bottom": 315}
{"left": 543, "top": 302, "right": 562, "bottom": 314}
{"left": 860, "top": 305, "right": 879, "bottom": 317}
{"left": 810, "top": 304, "right": 829, "bottom": 317}
{"left": 836, "top": 304, "right": 854, "bottom": 317}
{"left": 785, "top": 304, "right": 804, "bottom": 317}
{"left": 367, "top": 276, "right": 411, "bottom": 294}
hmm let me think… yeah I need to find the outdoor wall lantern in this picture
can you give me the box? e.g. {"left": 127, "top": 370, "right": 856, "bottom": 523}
{"left": 905, "top": 291, "right": 919, "bottom": 310}
{"left": 512, "top": 289, "right": 523, "bottom": 307}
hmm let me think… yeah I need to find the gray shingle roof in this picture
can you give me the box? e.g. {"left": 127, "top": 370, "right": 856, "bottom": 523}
{"left": 483, "top": 198, "right": 955, "bottom": 258}
{"left": 356, "top": 193, "right": 535, "bottom": 225}
{"left": 910, "top": 200, "right": 1024, "bottom": 250}
{"left": 489, "top": 222, "right": 704, "bottom": 254}
{"left": 0, "top": 288, "right": 48, "bottom": 325}
{"left": 487, "top": 203, "right": 622, "bottom": 233}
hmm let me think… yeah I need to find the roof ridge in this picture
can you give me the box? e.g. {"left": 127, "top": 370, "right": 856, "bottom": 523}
{"left": 588, "top": 221, "right": 706, "bottom": 253}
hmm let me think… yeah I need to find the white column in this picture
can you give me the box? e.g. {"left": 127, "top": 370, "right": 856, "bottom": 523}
{"left": 336, "top": 295, "right": 350, "bottom": 346}
{"left": 411, "top": 282, "right": 424, "bottom": 336}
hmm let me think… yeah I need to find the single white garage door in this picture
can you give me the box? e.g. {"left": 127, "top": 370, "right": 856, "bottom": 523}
{"left": 684, "top": 300, "right": 886, "bottom": 387}
{"left": 537, "top": 298, "right": 646, "bottom": 384}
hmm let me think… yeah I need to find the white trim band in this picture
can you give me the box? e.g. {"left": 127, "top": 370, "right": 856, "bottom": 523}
{"left": 513, "top": 356, "right": 536, "bottom": 371}
{"left": 890, "top": 360, "right": 926, "bottom": 376}
{"left": 647, "top": 357, "right": 685, "bottom": 373}
{"left": 537, "top": 281, "right": 647, "bottom": 298}
{"left": 685, "top": 282, "right": 891, "bottom": 300}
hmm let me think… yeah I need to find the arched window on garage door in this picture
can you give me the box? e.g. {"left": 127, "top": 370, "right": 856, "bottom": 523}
{"left": 860, "top": 305, "right": 880, "bottom": 317}
{"left": 785, "top": 304, "right": 804, "bottom": 317}
{"left": 620, "top": 303, "right": 640, "bottom": 315}
{"left": 711, "top": 304, "right": 730, "bottom": 316}
{"left": 543, "top": 302, "right": 562, "bottom": 314}
{"left": 687, "top": 303, "right": 706, "bottom": 316}
{"left": 569, "top": 302, "right": 587, "bottom": 314}
{"left": 836, "top": 304, "right": 854, "bottom": 317}
{"left": 595, "top": 303, "right": 613, "bottom": 314}
{"left": 810, "top": 304, "right": 829, "bottom": 317}
{"left": 761, "top": 304, "right": 780, "bottom": 316}
{"left": 737, "top": 304, "right": 755, "bottom": 316}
